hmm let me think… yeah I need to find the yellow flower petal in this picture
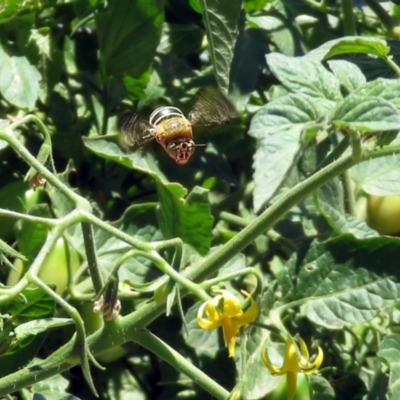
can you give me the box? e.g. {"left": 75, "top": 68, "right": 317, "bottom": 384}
{"left": 261, "top": 347, "right": 285, "bottom": 375}
{"left": 303, "top": 346, "right": 324, "bottom": 374}
{"left": 214, "top": 289, "right": 243, "bottom": 318}
{"left": 298, "top": 336, "right": 310, "bottom": 361}
{"left": 222, "top": 318, "right": 238, "bottom": 357}
{"left": 235, "top": 290, "right": 259, "bottom": 325}
{"left": 197, "top": 301, "right": 222, "bottom": 330}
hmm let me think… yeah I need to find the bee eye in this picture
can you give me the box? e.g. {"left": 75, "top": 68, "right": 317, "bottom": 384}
{"left": 167, "top": 143, "right": 177, "bottom": 151}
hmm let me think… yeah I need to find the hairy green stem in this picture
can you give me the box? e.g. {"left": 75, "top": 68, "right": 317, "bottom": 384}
{"left": 81, "top": 222, "right": 104, "bottom": 295}
{"left": 0, "top": 209, "right": 56, "bottom": 226}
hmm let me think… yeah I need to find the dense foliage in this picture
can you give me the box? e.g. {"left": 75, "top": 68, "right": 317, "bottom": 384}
{"left": 2, "top": 0, "right": 400, "bottom": 399}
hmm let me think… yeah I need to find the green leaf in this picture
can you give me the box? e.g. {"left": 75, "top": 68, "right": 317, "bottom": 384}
{"left": 327, "top": 60, "right": 366, "bottom": 93}
{"left": 83, "top": 135, "right": 167, "bottom": 182}
{"left": 32, "top": 374, "right": 79, "bottom": 400}
{"left": 266, "top": 52, "right": 342, "bottom": 102}
{"left": 0, "top": 0, "right": 50, "bottom": 24}
{"left": 309, "top": 375, "right": 336, "bottom": 400}
{"left": 352, "top": 78, "right": 400, "bottom": 111}
{"left": 0, "top": 287, "right": 54, "bottom": 378}
{"left": 248, "top": 94, "right": 320, "bottom": 212}
{"left": 378, "top": 334, "right": 400, "bottom": 400}
{"left": 66, "top": 204, "right": 163, "bottom": 284}
{"left": 186, "top": 302, "right": 220, "bottom": 354}
{"left": 345, "top": 215, "right": 380, "bottom": 239}
{"left": 0, "top": 44, "right": 41, "bottom": 110}
{"left": 200, "top": 0, "right": 242, "bottom": 93}
{"left": 8, "top": 287, "right": 55, "bottom": 322}
{"left": 314, "top": 179, "right": 346, "bottom": 235}
{"left": 157, "top": 23, "right": 203, "bottom": 57}
{"left": 330, "top": 95, "right": 400, "bottom": 132}
{"left": 307, "top": 36, "right": 390, "bottom": 62}
{"left": 229, "top": 29, "right": 267, "bottom": 109}
{"left": 282, "top": 236, "right": 400, "bottom": 329}
{"left": 95, "top": 0, "right": 164, "bottom": 77}
{"left": 350, "top": 155, "right": 400, "bottom": 196}
{"left": 157, "top": 183, "right": 214, "bottom": 255}
{"left": 314, "top": 179, "right": 379, "bottom": 238}
{"left": 14, "top": 318, "right": 73, "bottom": 343}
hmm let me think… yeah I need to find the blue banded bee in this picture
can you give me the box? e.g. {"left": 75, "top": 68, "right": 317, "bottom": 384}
{"left": 118, "top": 87, "right": 238, "bottom": 164}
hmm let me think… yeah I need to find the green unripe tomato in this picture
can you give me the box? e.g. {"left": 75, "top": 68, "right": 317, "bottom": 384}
{"left": 7, "top": 237, "right": 81, "bottom": 295}
{"left": 0, "top": 180, "right": 46, "bottom": 241}
{"left": 79, "top": 302, "right": 126, "bottom": 363}
{"left": 367, "top": 194, "right": 400, "bottom": 235}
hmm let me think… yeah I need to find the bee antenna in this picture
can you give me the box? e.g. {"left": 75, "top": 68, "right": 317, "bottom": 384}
{"left": 193, "top": 143, "right": 207, "bottom": 148}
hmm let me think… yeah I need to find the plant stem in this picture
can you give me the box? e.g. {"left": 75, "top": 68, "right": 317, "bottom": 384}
{"left": 384, "top": 55, "right": 400, "bottom": 78}
{"left": 342, "top": 0, "right": 356, "bottom": 36}
{"left": 81, "top": 222, "right": 104, "bottom": 294}
{"left": 364, "top": 0, "right": 400, "bottom": 37}
{"left": 132, "top": 331, "right": 230, "bottom": 400}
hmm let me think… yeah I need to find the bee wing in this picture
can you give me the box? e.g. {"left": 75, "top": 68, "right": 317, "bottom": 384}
{"left": 117, "top": 112, "right": 156, "bottom": 149}
{"left": 187, "top": 86, "right": 238, "bottom": 127}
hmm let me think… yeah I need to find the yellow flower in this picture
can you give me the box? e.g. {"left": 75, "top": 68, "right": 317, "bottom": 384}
{"left": 262, "top": 335, "right": 323, "bottom": 400}
{"left": 197, "top": 289, "right": 258, "bottom": 357}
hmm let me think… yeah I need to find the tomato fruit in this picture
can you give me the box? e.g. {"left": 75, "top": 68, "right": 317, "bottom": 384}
{"left": 7, "top": 237, "right": 81, "bottom": 295}
{"left": 0, "top": 180, "right": 47, "bottom": 241}
{"left": 367, "top": 194, "right": 400, "bottom": 235}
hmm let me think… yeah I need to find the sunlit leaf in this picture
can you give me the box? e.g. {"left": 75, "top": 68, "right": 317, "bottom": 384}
{"left": 352, "top": 78, "right": 400, "bottom": 111}
{"left": 83, "top": 135, "right": 167, "bottom": 182}
{"left": 248, "top": 93, "right": 321, "bottom": 212}
{"left": 307, "top": 36, "right": 390, "bottom": 61}
{"left": 327, "top": 60, "right": 367, "bottom": 93}
{"left": 280, "top": 236, "right": 400, "bottom": 329}
{"left": 350, "top": 155, "right": 400, "bottom": 196}
{"left": 266, "top": 52, "right": 342, "bottom": 102}
{"left": 330, "top": 95, "right": 400, "bottom": 132}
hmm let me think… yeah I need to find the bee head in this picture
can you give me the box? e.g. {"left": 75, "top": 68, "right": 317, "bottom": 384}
{"left": 166, "top": 139, "right": 204, "bottom": 164}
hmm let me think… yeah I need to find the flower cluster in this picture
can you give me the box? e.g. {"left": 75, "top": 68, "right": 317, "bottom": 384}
{"left": 197, "top": 289, "right": 323, "bottom": 399}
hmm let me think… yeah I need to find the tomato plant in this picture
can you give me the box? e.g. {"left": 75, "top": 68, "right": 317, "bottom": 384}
{"left": 2, "top": 1, "right": 400, "bottom": 400}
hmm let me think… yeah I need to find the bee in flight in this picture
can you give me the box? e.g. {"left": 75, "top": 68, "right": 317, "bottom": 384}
{"left": 117, "top": 86, "right": 238, "bottom": 165}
